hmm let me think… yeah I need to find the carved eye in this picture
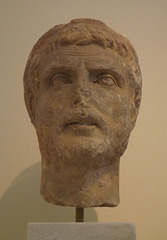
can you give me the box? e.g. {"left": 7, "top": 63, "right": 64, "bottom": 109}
{"left": 50, "top": 73, "right": 71, "bottom": 86}
{"left": 96, "top": 73, "right": 117, "bottom": 87}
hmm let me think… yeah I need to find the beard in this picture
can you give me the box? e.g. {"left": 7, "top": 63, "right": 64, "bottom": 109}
{"left": 36, "top": 122, "right": 130, "bottom": 172}
{"left": 35, "top": 104, "right": 132, "bottom": 170}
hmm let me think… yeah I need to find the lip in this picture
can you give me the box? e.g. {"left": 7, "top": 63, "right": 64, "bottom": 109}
{"left": 66, "top": 122, "right": 97, "bottom": 128}
{"left": 64, "top": 121, "right": 98, "bottom": 134}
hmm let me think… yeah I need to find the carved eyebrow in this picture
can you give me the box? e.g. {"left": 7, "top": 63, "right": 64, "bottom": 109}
{"left": 43, "top": 65, "right": 75, "bottom": 78}
{"left": 41, "top": 56, "right": 79, "bottom": 75}
{"left": 88, "top": 66, "right": 119, "bottom": 74}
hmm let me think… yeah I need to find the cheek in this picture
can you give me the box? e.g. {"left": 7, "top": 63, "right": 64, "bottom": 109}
{"left": 34, "top": 89, "right": 67, "bottom": 126}
{"left": 91, "top": 87, "right": 131, "bottom": 119}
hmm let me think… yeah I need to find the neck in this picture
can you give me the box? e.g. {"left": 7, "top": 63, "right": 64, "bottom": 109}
{"left": 40, "top": 156, "right": 120, "bottom": 207}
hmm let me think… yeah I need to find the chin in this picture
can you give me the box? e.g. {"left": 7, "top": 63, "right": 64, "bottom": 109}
{"left": 50, "top": 133, "right": 116, "bottom": 167}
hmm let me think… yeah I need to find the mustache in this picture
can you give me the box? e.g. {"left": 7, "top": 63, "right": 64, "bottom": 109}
{"left": 55, "top": 107, "right": 110, "bottom": 133}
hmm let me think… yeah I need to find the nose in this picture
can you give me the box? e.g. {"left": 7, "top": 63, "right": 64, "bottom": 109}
{"left": 72, "top": 77, "right": 90, "bottom": 108}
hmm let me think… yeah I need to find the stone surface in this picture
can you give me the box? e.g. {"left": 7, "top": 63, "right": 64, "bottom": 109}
{"left": 23, "top": 18, "right": 142, "bottom": 207}
{"left": 27, "top": 222, "right": 136, "bottom": 240}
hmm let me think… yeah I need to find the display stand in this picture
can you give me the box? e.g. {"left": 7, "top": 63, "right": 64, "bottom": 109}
{"left": 28, "top": 207, "right": 136, "bottom": 239}
{"left": 27, "top": 215, "right": 136, "bottom": 240}
{"left": 76, "top": 207, "right": 84, "bottom": 222}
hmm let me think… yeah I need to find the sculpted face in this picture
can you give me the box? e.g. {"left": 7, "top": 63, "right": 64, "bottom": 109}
{"left": 24, "top": 19, "right": 142, "bottom": 207}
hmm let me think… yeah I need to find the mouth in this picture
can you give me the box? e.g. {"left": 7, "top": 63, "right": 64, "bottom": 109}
{"left": 60, "top": 109, "right": 104, "bottom": 136}
{"left": 64, "top": 121, "right": 98, "bottom": 135}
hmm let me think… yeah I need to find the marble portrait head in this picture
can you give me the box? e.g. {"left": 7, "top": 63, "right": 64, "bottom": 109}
{"left": 23, "top": 18, "right": 142, "bottom": 207}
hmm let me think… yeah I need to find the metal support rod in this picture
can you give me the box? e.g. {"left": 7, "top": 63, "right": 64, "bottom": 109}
{"left": 75, "top": 207, "right": 84, "bottom": 222}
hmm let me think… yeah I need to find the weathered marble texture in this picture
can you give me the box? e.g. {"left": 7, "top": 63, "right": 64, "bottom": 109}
{"left": 23, "top": 19, "right": 142, "bottom": 207}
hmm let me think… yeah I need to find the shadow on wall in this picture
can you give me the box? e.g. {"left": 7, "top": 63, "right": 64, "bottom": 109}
{"left": 0, "top": 162, "right": 97, "bottom": 240}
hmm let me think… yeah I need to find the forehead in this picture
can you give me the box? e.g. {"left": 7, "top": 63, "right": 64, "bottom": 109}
{"left": 39, "top": 44, "right": 128, "bottom": 73}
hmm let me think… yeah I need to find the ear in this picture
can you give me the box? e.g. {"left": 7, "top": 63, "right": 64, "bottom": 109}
{"left": 24, "top": 87, "right": 36, "bottom": 125}
{"left": 131, "top": 88, "right": 142, "bottom": 129}
{"left": 131, "top": 103, "right": 138, "bottom": 126}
